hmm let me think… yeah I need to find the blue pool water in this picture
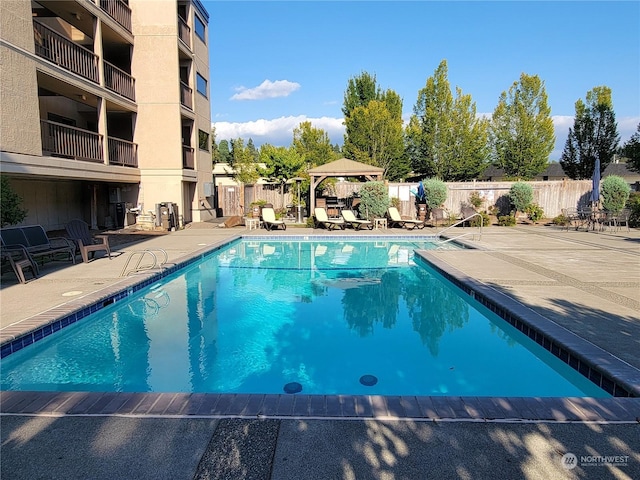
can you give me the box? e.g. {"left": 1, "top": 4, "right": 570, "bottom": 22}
{"left": 1, "top": 239, "right": 608, "bottom": 397}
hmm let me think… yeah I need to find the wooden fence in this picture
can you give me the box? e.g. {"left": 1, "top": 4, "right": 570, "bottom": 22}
{"left": 221, "top": 180, "right": 594, "bottom": 219}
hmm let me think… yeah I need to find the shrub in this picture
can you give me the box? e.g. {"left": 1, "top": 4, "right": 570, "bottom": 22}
{"left": 600, "top": 175, "right": 631, "bottom": 213}
{"left": 509, "top": 182, "right": 534, "bottom": 213}
{"left": 627, "top": 191, "right": 640, "bottom": 228}
{"left": 470, "top": 211, "right": 490, "bottom": 227}
{"left": 525, "top": 203, "right": 544, "bottom": 223}
{"left": 422, "top": 178, "right": 448, "bottom": 209}
{"left": 469, "top": 191, "right": 483, "bottom": 209}
{"left": 358, "top": 181, "right": 389, "bottom": 219}
{"left": 552, "top": 214, "right": 570, "bottom": 226}
{"left": 1, "top": 176, "right": 28, "bottom": 227}
{"left": 390, "top": 196, "right": 401, "bottom": 209}
{"left": 498, "top": 214, "right": 516, "bottom": 226}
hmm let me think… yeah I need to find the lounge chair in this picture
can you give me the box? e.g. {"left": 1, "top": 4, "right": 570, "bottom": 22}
{"left": 0, "top": 225, "right": 76, "bottom": 265}
{"left": 386, "top": 207, "right": 425, "bottom": 230}
{"left": 341, "top": 210, "right": 373, "bottom": 230}
{"left": 65, "top": 219, "right": 112, "bottom": 263}
{"left": 314, "top": 207, "right": 345, "bottom": 230}
{"left": 261, "top": 207, "right": 286, "bottom": 231}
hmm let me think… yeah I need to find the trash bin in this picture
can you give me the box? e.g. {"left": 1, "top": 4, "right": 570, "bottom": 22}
{"left": 114, "top": 202, "right": 126, "bottom": 229}
{"left": 156, "top": 202, "right": 179, "bottom": 230}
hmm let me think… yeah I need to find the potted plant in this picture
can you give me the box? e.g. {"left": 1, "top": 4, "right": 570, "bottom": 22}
{"left": 249, "top": 199, "right": 267, "bottom": 218}
{"left": 411, "top": 181, "right": 427, "bottom": 220}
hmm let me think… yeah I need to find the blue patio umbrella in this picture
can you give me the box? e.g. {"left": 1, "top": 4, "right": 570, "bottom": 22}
{"left": 590, "top": 158, "right": 600, "bottom": 204}
{"left": 417, "top": 181, "right": 425, "bottom": 202}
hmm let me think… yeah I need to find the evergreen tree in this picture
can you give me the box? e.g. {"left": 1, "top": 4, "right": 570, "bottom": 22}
{"left": 230, "top": 138, "right": 258, "bottom": 184}
{"left": 342, "top": 71, "right": 381, "bottom": 119}
{"left": 218, "top": 139, "right": 231, "bottom": 164}
{"left": 406, "top": 60, "right": 490, "bottom": 181}
{"left": 491, "top": 73, "right": 555, "bottom": 179}
{"left": 560, "top": 86, "right": 620, "bottom": 179}
{"left": 619, "top": 123, "right": 640, "bottom": 172}
{"left": 211, "top": 127, "right": 221, "bottom": 164}
{"left": 247, "top": 138, "right": 260, "bottom": 162}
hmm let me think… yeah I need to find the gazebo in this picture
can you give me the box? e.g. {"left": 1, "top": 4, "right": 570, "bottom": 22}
{"left": 308, "top": 158, "right": 384, "bottom": 213}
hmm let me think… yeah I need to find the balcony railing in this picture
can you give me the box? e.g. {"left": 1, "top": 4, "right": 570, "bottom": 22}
{"left": 178, "top": 16, "right": 191, "bottom": 48}
{"left": 104, "top": 61, "right": 135, "bottom": 101}
{"left": 41, "top": 120, "right": 103, "bottom": 162}
{"left": 33, "top": 21, "right": 99, "bottom": 83}
{"left": 182, "top": 145, "right": 194, "bottom": 169}
{"left": 99, "top": 0, "right": 132, "bottom": 32}
{"left": 180, "top": 82, "right": 193, "bottom": 110}
{"left": 108, "top": 137, "right": 138, "bottom": 167}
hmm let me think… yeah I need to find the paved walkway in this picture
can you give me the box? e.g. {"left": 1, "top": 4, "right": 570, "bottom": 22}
{"left": 1, "top": 222, "right": 639, "bottom": 479}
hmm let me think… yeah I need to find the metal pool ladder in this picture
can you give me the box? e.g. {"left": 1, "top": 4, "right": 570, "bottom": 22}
{"left": 120, "top": 248, "right": 171, "bottom": 276}
{"left": 436, "top": 213, "right": 483, "bottom": 246}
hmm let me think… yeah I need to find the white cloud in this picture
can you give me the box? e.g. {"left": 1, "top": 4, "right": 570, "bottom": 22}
{"left": 230, "top": 80, "right": 301, "bottom": 101}
{"left": 213, "top": 116, "right": 344, "bottom": 146}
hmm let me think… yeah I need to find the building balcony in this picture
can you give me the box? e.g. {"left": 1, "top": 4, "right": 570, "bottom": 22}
{"left": 108, "top": 137, "right": 138, "bottom": 167}
{"left": 182, "top": 145, "right": 194, "bottom": 169}
{"left": 34, "top": 20, "right": 99, "bottom": 84}
{"left": 104, "top": 61, "right": 135, "bottom": 101}
{"left": 178, "top": 16, "right": 191, "bottom": 48}
{"left": 99, "top": 0, "right": 132, "bottom": 33}
{"left": 41, "top": 120, "right": 138, "bottom": 167}
{"left": 180, "top": 82, "right": 193, "bottom": 110}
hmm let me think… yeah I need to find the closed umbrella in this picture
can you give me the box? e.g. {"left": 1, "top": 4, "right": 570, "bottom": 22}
{"left": 590, "top": 158, "right": 600, "bottom": 205}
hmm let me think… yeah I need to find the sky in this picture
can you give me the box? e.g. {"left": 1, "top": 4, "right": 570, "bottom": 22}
{"left": 206, "top": 1, "right": 640, "bottom": 161}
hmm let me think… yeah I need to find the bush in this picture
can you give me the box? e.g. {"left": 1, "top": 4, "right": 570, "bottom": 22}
{"left": 1, "top": 176, "right": 28, "bottom": 227}
{"left": 470, "top": 211, "right": 490, "bottom": 227}
{"left": 358, "top": 181, "right": 389, "bottom": 220}
{"left": 600, "top": 175, "right": 631, "bottom": 213}
{"left": 422, "top": 178, "right": 448, "bottom": 209}
{"left": 509, "top": 182, "right": 533, "bottom": 213}
{"left": 552, "top": 214, "right": 570, "bottom": 226}
{"left": 627, "top": 191, "right": 640, "bottom": 228}
{"left": 469, "top": 191, "right": 483, "bottom": 209}
{"left": 498, "top": 214, "right": 516, "bottom": 226}
{"left": 525, "top": 203, "right": 544, "bottom": 223}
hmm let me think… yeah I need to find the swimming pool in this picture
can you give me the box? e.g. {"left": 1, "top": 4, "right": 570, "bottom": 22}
{"left": 0, "top": 238, "right": 609, "bottom": 398}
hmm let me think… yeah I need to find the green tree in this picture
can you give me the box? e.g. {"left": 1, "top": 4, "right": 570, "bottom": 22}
{"left": 218, "top": 139, "right": 231, "bottom": 164}
{"left": 247, "top": 138, "right": 260, "bottom": 162}
{"left": 258, "top": 145, "right": 305, "bottom": 208}
{"left": 620, "top": 123, "right": 640, "bottom": 172}
{"left": 406, "top": 60, "right": 490, "bottom": 181}
{"left": 342, "top": 72, "right": 407, "bottom": 179}
{"left": 0, "top": 176, "right": 28, "bottom": 227}
{"left": 230, "top": 138, "right": 258, "bottom": 184}
{"left": 509, "top": 182, "right": 534, "bottom": 214}
{"left": 491, "top": 73, "right": 555, "bottom": 179}
{"left": 292, "top": 121, "right": 336, "bottom": 167}
{"left": 358, "top": 181, "right": 389, "bottom": 220}
{"left": 560, "top": 86, "right": 620, "bottom": 179}
{"left": 211, "top": 127, "right": 221, "bottom": 164}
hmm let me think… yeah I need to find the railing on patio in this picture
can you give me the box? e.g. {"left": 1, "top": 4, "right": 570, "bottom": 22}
{"left": 99, "top": 0, "right": 132, "bottom": 32}
{"left": 182, "top": 145, "right": 194, "bottom": 169}
{"left": 104, "top": 61, "right": 135, "bottom": 101}
{"left": 180, "top": 82, "right": 193, "bottom": 110}
{"left": 108, "top": 137, "right": 138, "bottom": 167}
{"left": 178, "top": 16, "right": 191, "bottom": 48}
{"left": 40, "top": 120, "right": 103, "bottom": 162}
{"left": 33, "top": 21, "right": 99, "bottom": 84}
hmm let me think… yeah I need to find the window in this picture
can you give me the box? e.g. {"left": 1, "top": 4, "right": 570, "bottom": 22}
{"left": 196, "top": 73, "right": 207, "bottom": 97}
{"left": 198, "top": 130, "right": 209, "bottom": 151}
{"left": 194, "top": 14, "right": 206, "bottom": 42}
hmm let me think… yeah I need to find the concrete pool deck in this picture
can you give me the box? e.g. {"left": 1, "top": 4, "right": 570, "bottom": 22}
{"left": 1, "top": 222, "right": 639, "bottom": 479}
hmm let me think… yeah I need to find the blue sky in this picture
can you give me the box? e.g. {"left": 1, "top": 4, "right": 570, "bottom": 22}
{"left": 206, "top": 1, "right": 640, "bottom": 160}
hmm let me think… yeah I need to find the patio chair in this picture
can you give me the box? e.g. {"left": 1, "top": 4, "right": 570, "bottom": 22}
{"left": 1, "top": 245, "right": 39, "bottom": 284}
{"left": 261, "top": 207, "right": 286, "bottom": 231}
{"left": 314, "top": 207, "right": 345, "bottom": 230}
{"left": 341, "top": 210, "right": 373, "bottom": 230}
{"left": 430, "top": 208, "right": 447, "bottom": 227}
{"left": 65, "top": 219, "right": 111, "bottom": 263}
{"left": 614, "top": 208, "right": 631, "bottom": 232}
{"left": 459, "top": 206, "right": 477, "bottom": 227}
{"left": 386, "top": 207, "right": 425, "bottom": 230}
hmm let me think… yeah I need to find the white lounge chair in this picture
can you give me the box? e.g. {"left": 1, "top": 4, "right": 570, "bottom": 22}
{"left": 314, "top": 207, "right": 345, "bottom": 230}
{"left": 261, "top": 207, "right": 286, "bottom": 231}
{"left": 387, "top": 207, "right": 425, "bottom": 230}
{"left": 341, "top": 210, "right": 373, "bottom": 230}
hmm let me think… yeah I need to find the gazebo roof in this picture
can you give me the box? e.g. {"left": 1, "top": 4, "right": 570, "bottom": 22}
{"left": 308, "top": 158, "right": 384, "bottom": 176}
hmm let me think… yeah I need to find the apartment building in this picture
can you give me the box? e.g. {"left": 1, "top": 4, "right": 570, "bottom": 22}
{"left": 0, "top": 0, "right": 215, "bottom": 231}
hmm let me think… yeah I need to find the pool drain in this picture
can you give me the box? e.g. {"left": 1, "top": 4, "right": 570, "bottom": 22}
{"left": 359, "top": 375, "right": 378, "bottom": 386}
{"left": 284, "top": 382, "right": 302, "bottom": 394}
